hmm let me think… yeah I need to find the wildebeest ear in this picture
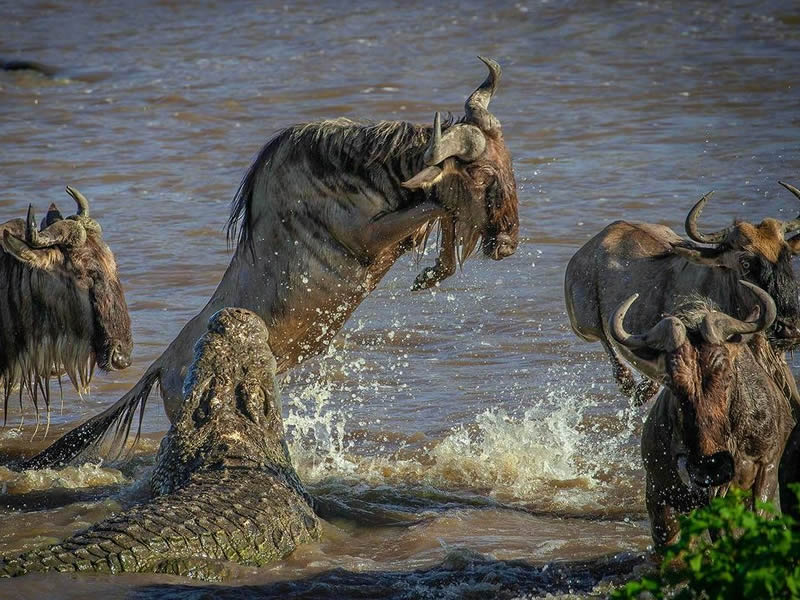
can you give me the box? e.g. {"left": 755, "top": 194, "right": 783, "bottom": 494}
{"left": 42, "top": 203, "right": 64, "bottom": 228}
{"left": 1, "top": 230, "right": 54, "bottom": 269}
{"left": 787, "top": 232, "right": 800, "bottom": 255}
{"left": 744, "top": 304, "right": 761, "bottom": 324}
{"left": 672, "top": 243, "right": 729, "bottom": 267}
{"left": 402, "top": 165, "right": 443, "bottom": 190}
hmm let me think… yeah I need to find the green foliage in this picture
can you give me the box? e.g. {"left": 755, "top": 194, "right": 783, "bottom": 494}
{"left": 612, "top": 486, "right": 800, "bottom": 600}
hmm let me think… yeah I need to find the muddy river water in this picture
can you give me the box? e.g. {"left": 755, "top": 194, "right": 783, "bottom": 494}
{"left": 1, "top": 1, "right": 799, "bottom": 597}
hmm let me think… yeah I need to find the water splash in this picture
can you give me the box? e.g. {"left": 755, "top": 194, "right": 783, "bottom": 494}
{"left": 283, "top": 350, "right": 645, "bottom": 514}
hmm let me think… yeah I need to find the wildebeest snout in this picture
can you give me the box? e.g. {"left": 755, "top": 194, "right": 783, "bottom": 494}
{"left": 110, "top": 344, "right": 132, "bottom": 370}
{"left": 687, "top": 451, "right": 735, "bottom": 488}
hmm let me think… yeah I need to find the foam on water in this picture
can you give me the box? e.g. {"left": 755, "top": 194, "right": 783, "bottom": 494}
{"left": 0, "top": 463, "right": 129, "bottom": 495}
{"left": 284, "top": 351, "right": 645, "bottom": 514}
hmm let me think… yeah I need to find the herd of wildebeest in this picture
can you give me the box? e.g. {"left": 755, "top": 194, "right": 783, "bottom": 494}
{"left": 1, "top": 56, "right": 800, "bottom": 578}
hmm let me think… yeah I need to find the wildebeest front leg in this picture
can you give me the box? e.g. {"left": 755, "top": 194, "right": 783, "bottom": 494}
{"left": 780, "top": 422, "right": 800, "bottom": 519}
{"left": 362, "top": 202, "right": 445, "bottom": 253}
{"left": 601, "top": 338, "right": 636, "bottom": 397}
{"left": 646, "top": 477, "right": 681, "bottom": 550}
{"left": 632, "top": 378, "right": 661, "bottom": 407}
{"left": 600, "top": 338, "right": 660, "bottom": 405}
{"left": 412, "top": 215, "right": 456, "bottom": 290}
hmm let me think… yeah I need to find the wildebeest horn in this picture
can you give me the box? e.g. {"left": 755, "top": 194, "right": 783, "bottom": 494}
{"left": 35, "top": 219, "right": 87, "bottom": 248}
{"left": 778, "top": 181, "right": 800, "bottom": 234}
{"left": 685, "top": 191, "right": 732, "bottom": 244}
{"left": 423, "top": 112, "right": 486, "bottom": 165}
{"left": 610, "top": 294, "right": 688, "bottom": 352}
{"left": 465, "top": 56, "right": 502, "bottom": 134}
{"left": 25, "top": 204, "right": 40, "bottom": 245}
{"left": 24, "top": 201, "right": 87, "bottom": 249}
{"left": 2, "top": 230, "right": 40, "bottom": 265}
{"left": 706, "top": 281, "right": 777, "bottom": 340}
{"left": 65, "top": 185, "right": 90, "bottom": 218}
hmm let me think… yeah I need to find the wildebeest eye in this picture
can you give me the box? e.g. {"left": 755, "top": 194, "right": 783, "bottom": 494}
{"left": 467, "top": 166, "right": 491, "bottom": 187}
{"left": 739, "top": 255, "right": 752, "bottom": 272}
{"left": 726, "top": 333, "right": 743, "bottom": 343}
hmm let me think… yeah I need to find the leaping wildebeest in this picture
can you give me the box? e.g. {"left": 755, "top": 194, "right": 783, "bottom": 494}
{"left": 24, "top": 57, "right": 519, "bottom": 469}
{"left": 565, "top": 183, "right": 800, "bottom": 405}
{"left": 611, "top": 282, "right": 794, "bottom": 548}
{"left": 0, "top": 187, "right": 133, "bottom": 433}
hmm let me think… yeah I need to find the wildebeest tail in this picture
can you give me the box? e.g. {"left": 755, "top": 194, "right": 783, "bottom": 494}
{"left": 19, "top": 367, "right": 161, "bottom": 470}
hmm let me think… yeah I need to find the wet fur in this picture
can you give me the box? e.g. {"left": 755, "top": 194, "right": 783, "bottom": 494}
{"left": 0, "top": 223, "right": 131, "bottom": 428}
{"left": 228, "top": 117, "right": 517, "bottom": 262}
{"left": 642, "top": 303, "right": 793, "bottom": 548}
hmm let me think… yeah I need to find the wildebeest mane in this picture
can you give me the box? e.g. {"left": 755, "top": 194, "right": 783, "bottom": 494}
{"left": 226, "top": 116, "right": 457, "bottom": 249}
{"left": 671, "top": 295, "right": 720, "bottom": 331}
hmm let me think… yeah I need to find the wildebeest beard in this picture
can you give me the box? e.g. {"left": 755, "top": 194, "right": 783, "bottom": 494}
{"left": 0, "top": 261, "right": 96, "bottom": 433}
{"left": 421, "top": 148, "right": 518, "bottom": 265}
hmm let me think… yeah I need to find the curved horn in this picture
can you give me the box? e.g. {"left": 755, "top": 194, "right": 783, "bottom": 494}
{"left": 465, "top": 56, "right": 502, "bottom": 134}
{"left": 37, "top": 220, "right": 87, "bottom": 248}
{"left": 25, "top": 204, "right": 41, "bottom": 246}
{"left": 65, "top": 185, "right": 89, "bottom": 218}
{"left": 422, "top": 111, "right": 442, "bottom": 165}
{"left": 610, "top": 294, "right": 687, "bottom": 352}
{"left": 711, "top": 281, "right": 776, "bottom": 339}
{"left": 423, "top": 112, "right": 486, "bottom": 165}
{"left": 778, "top": 181, "right": 800, "bottom": 235}
{"left": 2, "top": 230, "right": 39, "bottom": 265}
{"left": 610, "top": 294, "right": 648, "bottom": 349}
{"left": 25, "top": 208, "right": 88, "bottom": 248}
{"left": 685, "top": 191, "right": 732, "bottom": 244}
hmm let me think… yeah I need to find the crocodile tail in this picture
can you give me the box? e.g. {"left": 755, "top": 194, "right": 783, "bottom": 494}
{"left": 20, "top": 367, "right": 161, "bottom": 470}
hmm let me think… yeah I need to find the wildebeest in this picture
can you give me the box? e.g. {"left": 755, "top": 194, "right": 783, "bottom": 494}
{"left": 0, "top": 187, "right": 133, "bottom": 432}
{"left": 565, "top": 182, "right": 800, "bottom": 405}
{"left": 24, "top": 57, "right": 519, "bottom": 468}
{"left": 611, "top": 282, "right": 794, "bottom": 548}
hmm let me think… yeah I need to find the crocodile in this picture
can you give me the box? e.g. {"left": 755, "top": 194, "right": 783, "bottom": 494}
{"left": 0, "top": 307, "right": 320, "bottom": 578}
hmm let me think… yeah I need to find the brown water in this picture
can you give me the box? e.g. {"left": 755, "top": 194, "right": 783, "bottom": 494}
{"left": 1, "top": 0, "right": 799, "bottom": 597}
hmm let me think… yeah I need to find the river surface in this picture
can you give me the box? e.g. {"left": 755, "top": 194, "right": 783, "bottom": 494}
{"left": 1, "top": 1, "right": 799, "bottom": 598}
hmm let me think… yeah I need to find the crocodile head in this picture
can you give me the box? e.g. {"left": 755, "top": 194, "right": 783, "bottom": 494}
{"left": 152, "top": 307, "right": 291, "bottom": 495}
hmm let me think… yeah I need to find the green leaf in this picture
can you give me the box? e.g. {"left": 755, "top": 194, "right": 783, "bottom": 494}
{"left": 615, "top": 487, "right": 800, "bottom": 599}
